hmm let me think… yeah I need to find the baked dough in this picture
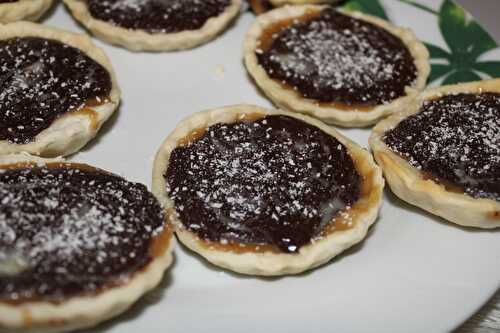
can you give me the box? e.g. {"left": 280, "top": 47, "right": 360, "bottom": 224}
{"left": 0, "top": 22, "right": 120, "bottom": 157}
{"left": 369, "top": 79, "right": 500, "bottom": 228}
{"left": 153, "top": 104, "right": 384, "bottom": 276}
{"left": 0, "top": 0, "right": 53, "bottom": 23}
{"left": 244, "top": 5, "right": 430, "bottom": 127}
{"left": 63, "top": 0, "right": 242, "bottom": 52}
{"left": 0, "top": 153, "right": 174, "bottom": 333}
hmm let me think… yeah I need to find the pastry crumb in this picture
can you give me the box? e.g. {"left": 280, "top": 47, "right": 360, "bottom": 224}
{"left": 214, "top": 65, "right": 225, "bottom": 79}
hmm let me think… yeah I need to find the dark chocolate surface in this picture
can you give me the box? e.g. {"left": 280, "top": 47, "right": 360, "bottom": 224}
{"left": 0, "top": 37, "right": 111, "bottom": 144}
{"left": 257, "top": 8, "right": 418, "bottom": 106}
{"left": 166, "top": 115, "right": 361, "bottom": 253}
{"left": 0, "top": 165, "right": 165, "bottom": 302}
{"left": 87, "top": 0, "right": 231, "bottom": 33}
{"left": 384, "top": 92, "right": 500, "bottom": 201}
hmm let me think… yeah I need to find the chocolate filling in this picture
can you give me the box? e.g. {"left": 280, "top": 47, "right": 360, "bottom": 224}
{"left": 383, "top": 92, "right": 500, "bottom": 202}
{"left": 257, "top": 8, "right": 418, "bottom": 107}
{"left": 166, "top": 115, "right": 361, "bottom": 253}
{"left": 0, "top": 37, "right": 111, "bottom": 144}
{"left": 0, "top": 164, "right": 165, "bottom": 302}
{"left": 87, "top": 0, "right": 231, "bottom": 33}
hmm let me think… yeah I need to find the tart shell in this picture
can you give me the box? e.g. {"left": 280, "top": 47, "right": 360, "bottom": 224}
{"left": 63, "top": 0, "right": 242, "bottom": 52}
{"left": 0, "top": 22, "right": 121, "bottom": 158}
{"left": 0, "top": 153, "right": 174, "bottom": 333}
{"left": 0, "top": 0, "right": 53, "bottom": 23}
{"left": 244, "top": 5, "right": 430, "bottom": 127}
{"left": 369, "top": 79, "right": 500, "bottom": 228}
{"left": 153, "top": 104, "right": 384, "bottom": 276}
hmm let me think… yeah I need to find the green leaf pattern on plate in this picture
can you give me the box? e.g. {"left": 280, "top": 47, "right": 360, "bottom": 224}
{"left": 342, "top": 0, "right": 389, "bottom": 20}
{"left": 343, "top": 0, "right": 500, "bottom": 85}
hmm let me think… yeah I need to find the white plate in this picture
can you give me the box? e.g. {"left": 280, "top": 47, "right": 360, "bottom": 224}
{"left": 42, "top": 1, "right": 500, "bottom": 332}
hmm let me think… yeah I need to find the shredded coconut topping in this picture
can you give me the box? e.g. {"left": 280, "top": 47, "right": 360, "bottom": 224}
{"left": 0, "top": 37, "right": 111, "bottom": 144}
{"left": 0, "top": 165, "right": 165, "bottom": 301}
{"left": 166, "top": 115, "right": 360, "bottom": 253}
{"left": 88, "top": 0, "right": 231, "bottom": 33}
{"left": 257, "top": 8, "right": 417, "bottom": 105}
{"left": 384, "top": 92, "right": 500, "bottom": 201}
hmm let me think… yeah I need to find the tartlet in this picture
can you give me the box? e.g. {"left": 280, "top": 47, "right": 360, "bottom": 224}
{"left": 0, "top": 153, "right": 174, "bottom": 333}
{"left": 153, "top": 104, "right": 384, "bottom": 276}
{"left": 369, "top": 79, "right": 500, "bottom": 228}
{"left": 0, "top": 22, "right": 120, "bottom": 157}
{"left": 64, "top": 0, "right": 242, "bottom": 51}
{"left": 244, "top": 5, "right": 429, "bottom": 127}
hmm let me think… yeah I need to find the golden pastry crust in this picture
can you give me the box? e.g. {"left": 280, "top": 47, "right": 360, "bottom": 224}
{"left": 0, "top": 22, "right": 120, "bottom": 158}
{"left": 63, "top": 0, "right": 242, "bottom": 52}
{"left": 0, "top": 154, "right": 175, "bottom": 333}
{"left": 153, "top": 104, "right": 384, "bottom": 276}
{"left": 369, "top": 79, "right": 500, "bottom": 228}
{"left": 0, "top": 0, "right": 53, "bottom": 23}
{"left": 244, "top": 5, "right": 430, "bottom": 127}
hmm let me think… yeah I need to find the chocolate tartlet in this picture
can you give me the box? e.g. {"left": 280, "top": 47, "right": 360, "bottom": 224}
{"left": 369, "top": 79, "right": 500, "bottom": 228}
{"left": 0, "top": 0, "right": 53, "bottom": 23}
{"left": 63, "top": 0, "right": 241, "bottom": 51}
{"left": 244, "top": 5, "right": 429, "bottom": 127}
{"left": 0, "top": 22, "right": 120, "bottom": 157}
{"left": 153, "top": 105, "right": 383, "bottom": 276}
{"left": 0, "top": 154, "right": 174, "bottom": 332}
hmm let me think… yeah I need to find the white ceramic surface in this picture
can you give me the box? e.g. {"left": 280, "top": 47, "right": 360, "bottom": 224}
{"left": 41, "top": 1, "right": 500, "bottom": 332}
